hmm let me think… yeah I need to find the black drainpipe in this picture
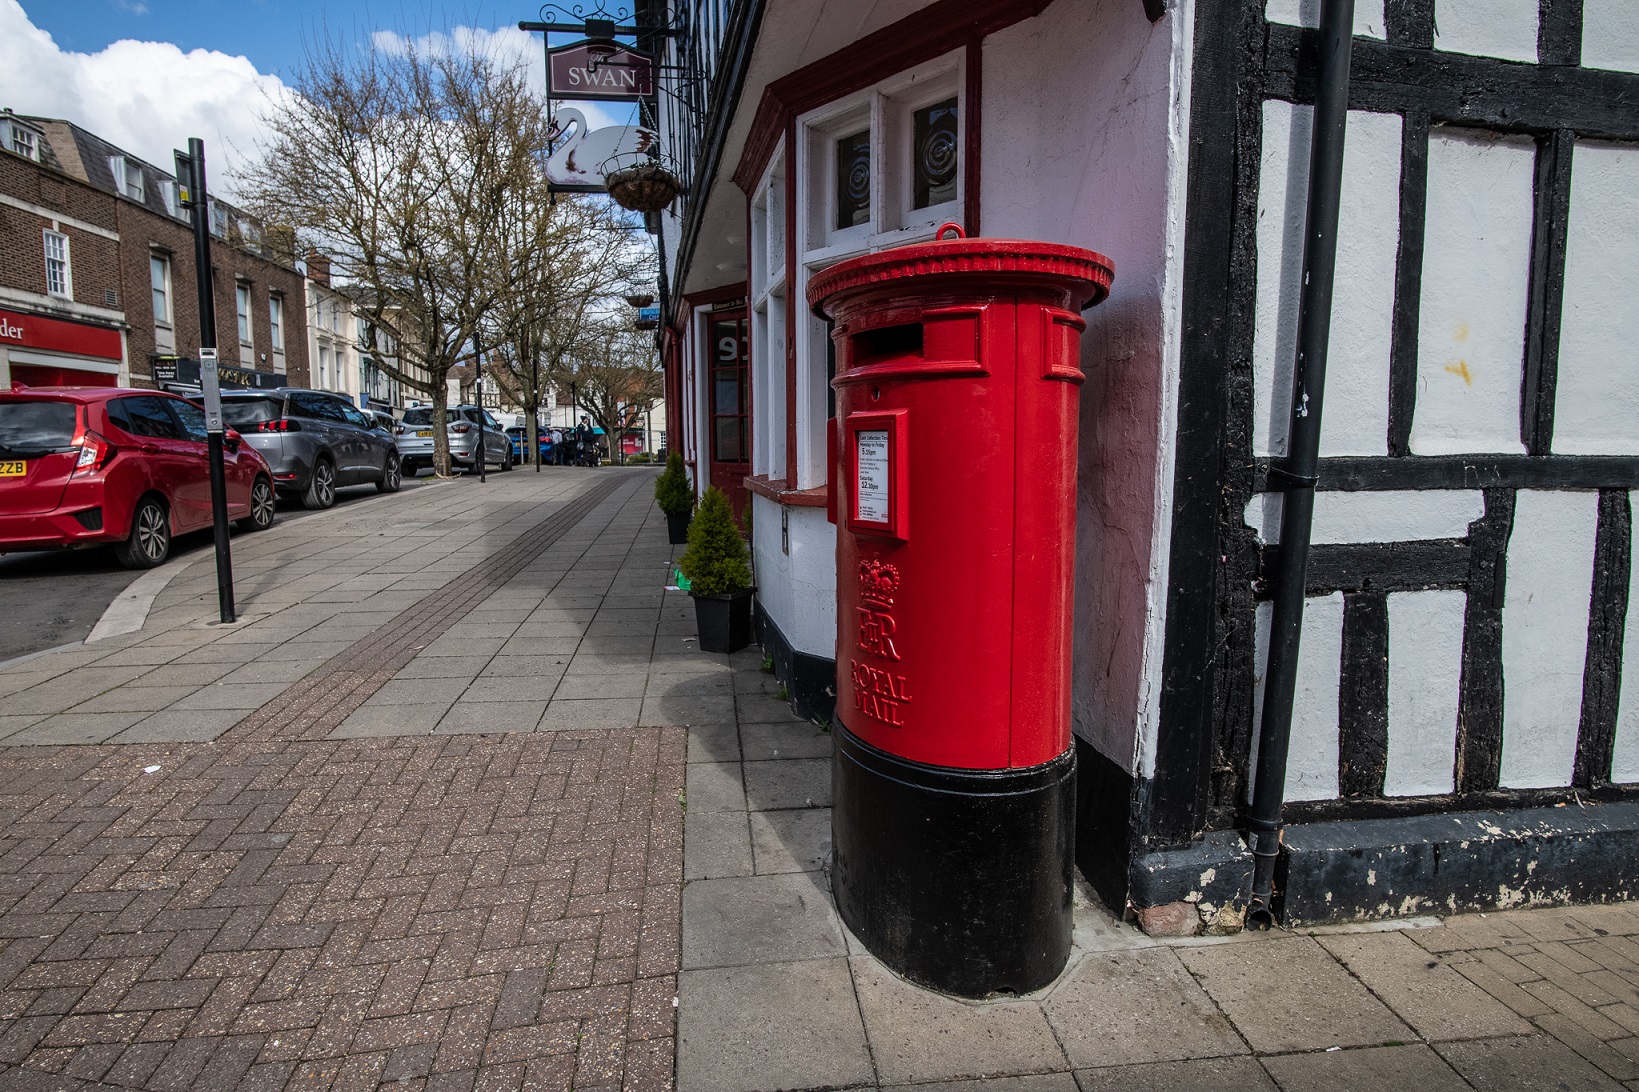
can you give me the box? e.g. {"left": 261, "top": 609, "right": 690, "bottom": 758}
{"left": 1245, "top": 0, "right": 1356, "bottom": 930}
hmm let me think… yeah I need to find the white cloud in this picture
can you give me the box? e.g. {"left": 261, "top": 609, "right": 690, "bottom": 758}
{"left": 0, "top": 0, "right": 290, "bottom": 197}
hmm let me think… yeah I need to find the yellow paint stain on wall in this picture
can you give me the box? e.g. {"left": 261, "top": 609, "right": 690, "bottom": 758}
{"left": 1444, "top": 359, "right": 1474, "bottom": 385}
{"left": 1453, "top": 322, "right": 1470, "bottom": 342}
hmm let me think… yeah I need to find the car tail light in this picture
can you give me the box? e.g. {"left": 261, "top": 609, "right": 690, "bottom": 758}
{"left": 256, "top": 419, "right": 303, "bottom": 433}
{"left": 73, "top": 429, "right": 115, "bottom": 476}
{"left": 450, "top": 422, "right": 472, "bottom": 434}
{"left": 395, "top": 424, "right": 407, "bottom": 435}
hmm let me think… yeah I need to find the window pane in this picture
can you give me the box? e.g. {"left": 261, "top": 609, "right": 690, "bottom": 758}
{"left": 835, "top": 130, "right": 871, "bottom": 230}
{"left": 913, "top": 97, "right": 959, "bottom": 209}
{"left": 150, "top": 256, "right": 168, "bottom": 323}
{"left": 714, "top": 416, "right": 742, "bottom": 462}
{"left": 269, "top": 297, "right": 283, "bottom": 350}
{"left": 714, "top": 375, "right": 740, "bottom": 415}
{"left": 236, "top": 285, "right": 251, "bottom": 343}
{"left": 116, "top": 396, "right": 183, "bottom": 440}
{"left": 170, "top": 399, "right": 208, "bottom": 442}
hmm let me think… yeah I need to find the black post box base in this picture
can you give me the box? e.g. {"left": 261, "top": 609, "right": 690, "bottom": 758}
{"left": 832, "top": 724, "right": 1076, "bottom": 999}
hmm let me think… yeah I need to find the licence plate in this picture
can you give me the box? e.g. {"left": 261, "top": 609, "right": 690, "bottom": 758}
{"left": 415, "top": 430, "right": 433, "bottom": 438}
{"left": 0, "top": 461, "right": 25, "bottom": 477}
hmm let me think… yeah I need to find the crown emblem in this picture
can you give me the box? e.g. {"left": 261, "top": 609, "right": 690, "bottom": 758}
{"left": 858, "top": 559, "right": 900, "bottom": 608}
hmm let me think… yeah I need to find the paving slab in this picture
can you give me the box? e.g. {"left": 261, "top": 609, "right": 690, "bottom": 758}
{"left": 1437, "top": 1034, "right": 1627, "bottom": 1090}
{"left": 1073, "top": 1056, "right": 1277, "bottom": 1091}
{"left": 748, "top": 808, "right": 832, "bottom": 875}
{"left": 853, "top": 955, "right": 1067, "bottom": 1083}
{"left": 684, "top": 812, "right": 754, "bottom": 881}
{"left": 1261, "top": 1043, "right": 1471, "bottom": 1092}
{"left": 677, "top": 959, "right": 873, "bottom": 1092}
{"left": 1319, "top": 931, "right": 1535, "bottom": 1040}
{"left": 682, "top": 873, "right": 847, "bottom": 969}
{"left": 1043, "top": 946, "right": 1246, "bottom": 1069}
{"left": 1180, "top": 936, "right": 1413, "bottom": 1053}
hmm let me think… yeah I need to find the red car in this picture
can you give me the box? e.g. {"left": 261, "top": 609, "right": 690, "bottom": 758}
{"left": 0, "top": 386, "right": 276, "bottom": 568}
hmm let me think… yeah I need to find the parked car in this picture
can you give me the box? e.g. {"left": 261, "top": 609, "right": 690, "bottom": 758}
{"left": 504, "top": 426, "right": 555, "bottom": 464}
{"left": 395, "top": 405, "right": 513, "bottom": 475}
{"left": 0, "top": 387, "right": 275, "bottom": 568}
{"left": 214, "top": 388, "right": 402, "bottom": 509}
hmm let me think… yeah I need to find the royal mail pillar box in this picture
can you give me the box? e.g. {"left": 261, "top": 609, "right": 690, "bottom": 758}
{"left": 808, "top": 226, "right": 1114, "bottom": 998}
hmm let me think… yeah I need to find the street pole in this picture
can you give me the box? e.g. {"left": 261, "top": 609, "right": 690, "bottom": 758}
{"left": 532, "top": 339, "right": 541, "bottom": 474}
{"left": 570, "top": 380, "right": 578, "bottom": 466}
{"left": 176, "top": 138, "right": 235, "bottom": 624}
{"left": 473, "top": 335, "right": 487, "bottom": 484}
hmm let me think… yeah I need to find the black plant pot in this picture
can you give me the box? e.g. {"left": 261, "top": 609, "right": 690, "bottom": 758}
{"left": 666, "top": 510, "right": 692, "bottom": 545}
{"left": 692, "top": 588, "right": 755, "bottom": 653}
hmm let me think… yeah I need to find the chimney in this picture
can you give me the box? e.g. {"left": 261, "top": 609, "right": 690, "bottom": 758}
{"left": 306, "top": 250, "right": 332, "bottom": 287}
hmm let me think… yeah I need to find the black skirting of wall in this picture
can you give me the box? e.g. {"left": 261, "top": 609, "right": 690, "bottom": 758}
{"left": 1073, "top": 737, "right": 1136, "bottom": 911}
{"left": 753, "top": 597, "right": 836, "bottom": 725}
{"left": 1280, "top": 801, "right": 1639, "bottom": 925}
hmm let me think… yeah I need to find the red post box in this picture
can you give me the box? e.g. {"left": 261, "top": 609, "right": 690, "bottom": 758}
{"left": 809, "top": 225, "right": 1113, "bottom": 998}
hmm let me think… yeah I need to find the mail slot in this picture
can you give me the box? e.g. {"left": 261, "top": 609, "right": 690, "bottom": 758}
{"left": 809, "top": 225, "right": 1114, "bottom": 998}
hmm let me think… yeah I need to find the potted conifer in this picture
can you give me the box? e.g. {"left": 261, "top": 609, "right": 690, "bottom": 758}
{"left": 654, "top": 451, "right": 695, "bottom": 544}
{"left": 678, "top": 485, "right": 754, "bottom": 653}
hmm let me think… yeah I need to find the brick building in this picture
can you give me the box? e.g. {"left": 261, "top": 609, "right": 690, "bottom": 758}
{"left": 0, "top": 109, "right": 307, "bottom": 390}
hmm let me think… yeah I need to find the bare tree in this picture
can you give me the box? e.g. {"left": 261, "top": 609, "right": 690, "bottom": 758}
{"left": 240, "top": 35, "right": 555, "bottom": 475}
{"left": 548, "top": 321, "right": 663, "bottom": 461}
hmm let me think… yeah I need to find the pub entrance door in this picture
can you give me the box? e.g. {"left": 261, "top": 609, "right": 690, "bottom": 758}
{"left": 706, "top": 310, "right": 750, "bottom": 516}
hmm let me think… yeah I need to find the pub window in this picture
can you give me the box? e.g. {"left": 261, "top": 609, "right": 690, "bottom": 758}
{"left": 835, "top": 130, "right": 871, "bottom": 230}
{"left": 912, "top": 98, "right": 958, "bottom": 209}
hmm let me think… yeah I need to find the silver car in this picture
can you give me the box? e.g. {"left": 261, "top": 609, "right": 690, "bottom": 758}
{"left": 218, "top": 388, "right": 403, "bottom": 509}
{"left": 396, "top": 405, "right": 514, "bottom": 476}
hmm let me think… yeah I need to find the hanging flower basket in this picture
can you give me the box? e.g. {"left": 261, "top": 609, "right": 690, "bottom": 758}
{"left": 604, "top": 162, "right": 682, "bottom": 213}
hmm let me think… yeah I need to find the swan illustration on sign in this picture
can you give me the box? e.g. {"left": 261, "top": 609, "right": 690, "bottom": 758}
{"left": 545, "top": 107, "right": 656, "bottom": 189}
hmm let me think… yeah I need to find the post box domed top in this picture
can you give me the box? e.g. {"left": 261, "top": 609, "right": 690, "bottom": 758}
{"left": 807, "top": 224, "right": 1114, "bottom": 318}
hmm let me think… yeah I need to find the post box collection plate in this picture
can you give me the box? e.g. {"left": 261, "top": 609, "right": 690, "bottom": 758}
{"left": 810, "top": 226, "right": 1114, "bottom": 999}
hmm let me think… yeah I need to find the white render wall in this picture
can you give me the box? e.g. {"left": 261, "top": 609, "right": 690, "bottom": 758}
{"left": 1553, "top": 142, "right": 1639, "bottom": 456}
{"left": 1412, "top": 130, "right": 1534, "bottom": 457}
{"left": 1616, "top": 490, "right": 1639, "bottom": 783}
{"left": 1251, "top": 594, "right": 1345, "bottom": 802}
{"left": 984, "top": 0, "right": 1195, "bottom": 777}
{"left": 1384, "top": 589, "right": 1467, "bottom": 797}
{"left": 749, "top": 496, "right": 837, "bottom": 660}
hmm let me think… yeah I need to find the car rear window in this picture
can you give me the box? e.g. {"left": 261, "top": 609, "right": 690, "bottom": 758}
{"left": 0, "top": 401, "right": 77, "bottom": 454}
{"left": 221, "top": 397, "right": 285, "bottom": 429}
{"left": 402, "top": 408, "right": 434, "bottom": 426}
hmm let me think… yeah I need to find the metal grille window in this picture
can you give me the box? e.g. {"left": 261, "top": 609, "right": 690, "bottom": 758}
{"left": 269, "top": 295, "right": 283, "bottom": 352}
{"left": 150, "top": 254, "right": 170, "bottom": 324}
{"left": 236, "top": 283, "right": 252, "bottom": 346}
{"left": 42, "top": 230, "right": 70, "bottom": 299}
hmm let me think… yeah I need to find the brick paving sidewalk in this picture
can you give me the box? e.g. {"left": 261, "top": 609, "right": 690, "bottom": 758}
{"left": 0, "top": 471, "right": 691, "bottom": 1090}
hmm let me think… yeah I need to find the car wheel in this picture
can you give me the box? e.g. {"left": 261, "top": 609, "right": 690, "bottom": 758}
{"left": 236, "top": 476, "right": 277, "bottom": 532}
{"left": 501, "top": 446, "right": 514, "bottom": 472}
{"left": 303, "top": 458, "right": 337, "bottom": 510}
{"left": 115, "top": 497, "right": 171, "bottom": 569}
{"left": 377, "top": 453, "right": 403, "bottom": 494}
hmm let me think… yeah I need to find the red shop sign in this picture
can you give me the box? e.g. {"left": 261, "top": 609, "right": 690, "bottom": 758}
{"left": 548, "top": 41, "right": 654, "bottom": 100}
{"left": 0, "top": 308, "right": 122, "bottom": 361}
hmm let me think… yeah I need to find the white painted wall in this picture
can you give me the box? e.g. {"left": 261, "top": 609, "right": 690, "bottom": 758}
{"left": 1432, "top": 0, "right": 1539, "bottom": 63}
{"left": 1498, "top": 490, "right": 1600, "bottom": 789}
{"left": 750, "top": 497, "right": 838, "bottom": 659}
{"left": 1245, "top": 490, "right": 1483, "bottom": 545}
{"left": 1250, "top": 593, "right": 1345, "bottom": 802}
{"left": 1262, "top": 0, "right": 1385, "bottom": 39}
{"left": 1553, "top": 142, "right": 1639, "bottom": 456}
{"left": 1385, "top": 589, "right": 1466, "bottom": 797}
{"left": 1411, "top": 130, "right": 1534, "bottom": 456}
{"left": 983, "top": 0, "right": 1194, "bottom": 778}
{"left": 1614, "top": 490, "right": 1639, "bottom": 784}
{"left": 1582, "top": 0, "right": 1639, "bottom": 74}
{"left": 1253, "top": 104, "right": 1401, "bottom": 459}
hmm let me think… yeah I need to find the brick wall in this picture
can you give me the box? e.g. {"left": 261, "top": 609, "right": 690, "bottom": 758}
{"left": 116, "top": 201, "right": 309, "bottom": 388}
{"left": 0, "top": 155, "right": 123, "bottom": 316}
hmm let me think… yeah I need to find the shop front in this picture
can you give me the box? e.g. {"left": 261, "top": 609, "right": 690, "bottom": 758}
{"left": 0, "top": 308, "right": 124, "bottom": 388}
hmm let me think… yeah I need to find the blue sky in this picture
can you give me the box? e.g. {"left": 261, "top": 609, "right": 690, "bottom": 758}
{"left": 23, "top": 0, "right": 528, "bottom": 81}
{"left": 0, "top": 0, "right": 631, "bottom": 196}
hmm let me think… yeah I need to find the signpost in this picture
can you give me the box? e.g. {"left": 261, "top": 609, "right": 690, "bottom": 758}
{"left": 547, "top": 41, "right": 655, "bottom": 99}
{"left": 174, "top": 139, "right": 236, "bottom": 624}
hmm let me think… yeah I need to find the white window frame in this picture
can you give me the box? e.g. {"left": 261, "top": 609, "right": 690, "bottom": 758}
{"left": 318, "top": 343, "right": 330, "bottom": 389}
{"left": 791, "top": 51, "right": 965, "bottom": 489}
{"left": 210, "top": 202, "right": 228, "bottom": 239}
{"left": 748, "top": 137, "right": 789, "bottom": 480}
{"left": 150, "top": 252, "right": 171, "bottom": 325}
{"left": 108, "top": 155, "right": 145, "bottom": 202}
{"left": 43, "top": 229, "right": 71, "bottom": 299}
{"left": 160, "top": 180, "right": 185, "bottom": 220}
{"left": 269, "top": 294, "right": 284, "bottom": 354}
{"left": 7, "top": 121, "right": 39, "bottom": 162}
{"left": 236, "top": 282, "right": 253, "bottom": 348}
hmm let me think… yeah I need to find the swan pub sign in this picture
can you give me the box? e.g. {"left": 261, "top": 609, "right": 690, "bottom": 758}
{"left": 547, "top": 42, "right": 654, "bottom": 101}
